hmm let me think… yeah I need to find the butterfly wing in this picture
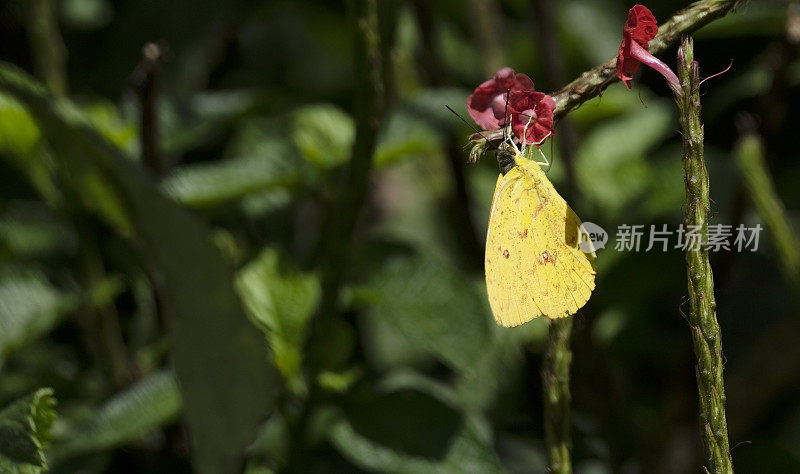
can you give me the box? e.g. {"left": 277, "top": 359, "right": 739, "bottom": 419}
{"left": 485, "top": 161, "right": 596, "bottom": 327}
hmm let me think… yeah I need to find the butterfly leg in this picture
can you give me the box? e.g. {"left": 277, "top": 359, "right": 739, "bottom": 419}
{"left": 532, "top": 146, "right": 550, "bottom": 167}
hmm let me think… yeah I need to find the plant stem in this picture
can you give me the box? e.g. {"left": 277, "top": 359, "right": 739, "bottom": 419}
{"left": 311, "top": 0, "right": 384, "bottom": 363}
{"left": 76, "top": 219, "right": 131, "bottom": 388}
{"left": 542, "top": 318, "right": 573, "bottom": 474}
{"left": 675, "top": 37, "right": 733, "bottom": 474}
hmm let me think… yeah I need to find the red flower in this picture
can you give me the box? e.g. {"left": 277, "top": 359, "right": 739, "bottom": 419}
{"left": 467, "top": 67, "right": 535, "bottom": 130}
{"left": 508, "top": 90, "right": 556, "bottom": 146}
{"left": 625, "top": 4, "right": 658, "bottom": 45}
{"left": 616, "top": 4, "right": 677, "bottom": 90}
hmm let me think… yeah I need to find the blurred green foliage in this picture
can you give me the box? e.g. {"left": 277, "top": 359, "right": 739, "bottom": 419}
{"left": 0, "top": 0, "right": 798, "bottom": 472}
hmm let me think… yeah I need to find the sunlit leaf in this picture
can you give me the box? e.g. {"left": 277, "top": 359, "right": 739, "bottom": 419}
{"left": 292, "top": 103, "right": 354, "bottom": 169}
{"left": 82, "top": 101, "right": 138, "bottom": 155}
{"left": 0, "top": 94, "right": 40, "bottom": 156}
{"left": 50, "top": 371, "right": 180, "bottom": 460}
{"left": 0, "top": 267, "right": 77, "bottom": 363}
{"left": 236, "top": 248, "right": 320, "bottom": 392}
{"left": 162, "top": 154, "right": 297, "bottom": 208}
{"left": 0, "top": 93, "right": 59, "bottom": 204}
{"left": 0, "top": 388, "right": 56, "bottom": 472}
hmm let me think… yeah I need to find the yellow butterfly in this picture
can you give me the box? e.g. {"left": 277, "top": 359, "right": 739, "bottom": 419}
{"left": 484, "top": 133, "right": 596, "bottom": 327}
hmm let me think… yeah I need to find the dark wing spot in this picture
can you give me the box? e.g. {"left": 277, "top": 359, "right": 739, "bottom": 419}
{"left": 537, "top": 250, "right": 556, "bottom": 265}
{"left": 503, "top": 249, "right": 510, "bottom": 259}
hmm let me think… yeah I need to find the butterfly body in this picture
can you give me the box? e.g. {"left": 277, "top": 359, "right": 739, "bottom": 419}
{"left": 485, "top": 146, "right": 596, "bottom": 327}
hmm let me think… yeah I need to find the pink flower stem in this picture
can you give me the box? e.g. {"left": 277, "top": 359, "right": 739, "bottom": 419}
{"left": 630, "top": 40, "right": 680, "bottom": 92}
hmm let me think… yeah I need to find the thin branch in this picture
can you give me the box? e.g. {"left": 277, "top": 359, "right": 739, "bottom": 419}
{"left": 469, "top": 0, "right": 742, "bottom": 150}
{"left": 133, "top": 42, "right": 166, "bottom": 178}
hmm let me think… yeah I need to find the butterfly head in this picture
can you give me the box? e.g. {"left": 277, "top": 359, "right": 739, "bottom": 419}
{"left": 496, "top": 141, "right": 518, "bottom": 174}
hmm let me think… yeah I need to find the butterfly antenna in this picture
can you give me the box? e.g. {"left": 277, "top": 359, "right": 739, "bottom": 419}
{"left": 503, "top": 89, "right": 511, "bottom": 143}
{"left": 444, "top": 105, "right": 488, "bottom": 141}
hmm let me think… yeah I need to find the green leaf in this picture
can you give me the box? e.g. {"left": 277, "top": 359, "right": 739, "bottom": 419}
{"left": 345, "top": 388, "right": 461, "bottom": 460}
{"left": 244, "top": 412, "right": 290, "bottom": 472}
{"left": 0, "top": 267, "right": 77, "bottom": 363}
{"left": 329, "top": 407, "right": 502, "bottom": 474}
{"left": 560, "top": 0, "right": 622, "bottom": 64}
{"left": 161, "top": 90, "right": 259, "bottom": 156}
{"left": 0, "top": 94, "right": 40, "bottom": 156}
{"left": 162, "top": 116, "right": 304, "bottom": 208}
{"left": 575, "top": 97, "right": 673, "bottom": 218}
{"left": 292, "top": 103, "right": 354, "bottom": 169}
{"left": 0, "top": 388, "right": 57, "bottom": 471}
{"left": 161, "top": 155, "right": 297, "bottom": 208}
{"left": 355, "top": 256, "right": 492, "bottom": 372}
{"left": 0, "top": 63, "right": 279, "bottom": 474}
{"left": 374, "top": 89, "right": 461, "bottom": 168}
{"left": 81, "top": 100, "right": 138, "bottom": 155}
{"left": 236, "top": 248, "right": 320, "bottom": 392}
{"left": 0, "top": 203, "right": 76, "bottom": 260}
{"left": 0, "top": 93, "right": 60, "bottom": 204}
{"left": 375, "top": 109, "right": 443, "bottom": 168}
{"left": 51, "top": 371, "right": 181, "bottom": 460}
{"left": 454, "top": 319, "right": 544, "bottom": 412}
